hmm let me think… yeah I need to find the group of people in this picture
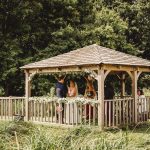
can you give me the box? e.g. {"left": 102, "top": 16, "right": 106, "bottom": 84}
{"left": 55, "top": 75, "right": 96, "bottom": 99}
{"left": 55, "top": 75, "right": 96, "bottom": 122}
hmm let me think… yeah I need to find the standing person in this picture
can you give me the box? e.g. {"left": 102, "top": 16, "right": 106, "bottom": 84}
{"left": 67, "top": 80, "right": 78, "bottom": 97}
{"left": 84, "top": 75, "right": 97, "bottom": 120}
{"left": 84, "top": 75, "right": 97, "bottom": 99}
{"left": 138, "top": 90, "right": 147, "bottom": 114}
{"left": 56, "top": 75, "right": 67, "bottom": 98}
{"left": 56, "top": 75, "right": 67, "bottom": 123}
{"left": 66, "top": 80, "right": 79, "bottom": 124}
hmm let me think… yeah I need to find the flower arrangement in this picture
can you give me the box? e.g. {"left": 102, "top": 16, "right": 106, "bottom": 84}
{"left": 29, "top": 96, "right": 99, "bottom": 105}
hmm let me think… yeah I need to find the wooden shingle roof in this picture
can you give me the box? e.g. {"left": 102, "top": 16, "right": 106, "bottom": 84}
{"left": 21, "top": 44, "right": 150, "bottom": 69}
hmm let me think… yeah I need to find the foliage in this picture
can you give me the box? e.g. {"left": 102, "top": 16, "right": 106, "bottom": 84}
{"left": 0, "top": 0, "right": 149, "bottom": 96}
{"left": 0, "top": 121, "right": 150, "bottom": 149}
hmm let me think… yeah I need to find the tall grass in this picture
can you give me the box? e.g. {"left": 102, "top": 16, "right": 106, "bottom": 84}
{"left": 0, "top": 121, "right": 150, "bottom": 150}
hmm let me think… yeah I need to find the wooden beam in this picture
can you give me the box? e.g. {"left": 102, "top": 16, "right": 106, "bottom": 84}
{"left": 121, "top": 73, "right": 126, "bottom": 97}
{"left": 103, "top": 64, "right": 150, "bottom": 72}
{"left": 24, "top": 64, "right": 150, "bottom": 74}
{"left": 27, "top": 65, "right": 98, "bottom": 74}
{"left": 132, "top": 71, "right": 138, "bottom": 123}
{"left": 126, "top": 71, "right": 133, "bottom": 80}
{"left": 98, "top": 69, "right": 105, "bottom": 130}
{"left": 25, "top": 70, "right": 30, "bottom": 121}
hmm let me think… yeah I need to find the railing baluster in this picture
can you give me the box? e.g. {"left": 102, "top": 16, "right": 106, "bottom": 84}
{"left": 109, "top": 101, "right": 112, "bottom": 127}
{"left": 38, "top": 101, "right": 40, "bottom": 121}
{"left": 84, "top": 104, "right": 87, "bottom": 125}
{"left": 113, "top": 100, "right": 115, "bottom": 126}
{"left": 129, "top": 99, "right": 132, "bottom": 123}
{"left": 89, "top": 104, "right": 91, "bottom": 126}
{"left": 75, "top": 102, "right": 78, "bottom": 126}
{"left": 80, "top": 103, "right": 82, "bottom": 125}
{"left": 51, "top": 101, "right": 53, "bottom": 122}
{"left": 104, "top": 101, "right": 108, "bottom": 127}
{"left": 116, "top": 100, "right": 118, "bottom": 126}
{"left": 126, "top": 99, "right": 129, "bottom": 124}
{"left": 93, "top": 103, "right": 96, "bottom": 126}
{"left": 119, "top": 100, "right": 122, "bottom": 125}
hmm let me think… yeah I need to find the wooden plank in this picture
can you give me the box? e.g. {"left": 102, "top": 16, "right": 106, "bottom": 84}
{"left": 84, "top": 104, "right": 87, "bottom": 125}
{"left": 38, "top": 101, "right": 40, "bottom": 121}
{"left": 80, "top": 103, "right": 82, "bottom": 124}
{"left": 4, "top": 99, "right": 6, "bottom": 119}
{"left": 122, "top": 100, "right": 125, "bottom": 124}
{"left": 119, "top": 100, "right": 122, "bottom": 125}
{"left": 22, "top": 99, "right": 24, "bottom": 116}
{"left": 75, "top": 102, "right": 78, "bottom": 126}
{"left": 41, "top": 101, "right": 43, "bottom": 122}
{"left": 71, "top": 103, "right": 73, "bottom": 125}
{"left": 104, "top": 101, "right": 107, "bottom": 127}
{"left": 126, "top": 99, "right": 129, "bottom": 124}
{"left": 64, "top": 103, "right": 66, "bottom": 124}
{"left": 116, "top": 100, "right": 118, "bottom": 126}
{"left": 47, "top": 102, "right": 50, "bottom": 122}
{"left": 93, "top": 104, "right": 96, "bottom": 126}
{"left": 145, "top": 98, "right": 148, "bottom": 121}
{"left": 113, "top": 101, "right": 115, "bottom": 126}
{"left": 0, "top": 100, "right": 2, "bottom": 119}
{"left": 34, "top": 101, "right": 36, "bottom": 121}
{"left": 44, "top": 101, "right": 46, "bottom": 122}
{"left": 51, "top": 102, "right": 53, "bottom": 122}
{"left": 58, "top": 103, "right": 62, "bottom": 124}
{"left": 55, "top": 102, "right": 57, "bottom": 123}
{"left": 89, "top": 104, "right": 91, "bottom": 126}
{"left": 129, "top": 99, "right": 132, "bottom": 124}
{"left": 109, "top": 101, "right": 112, "bottom": 127}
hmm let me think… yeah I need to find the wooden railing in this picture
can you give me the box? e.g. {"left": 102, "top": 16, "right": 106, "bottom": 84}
{"left": 104, "top": 98, "right": 134, "bottom": 127}
{"left": 0, "top": 96, "right": 150, "bottom": 127}
{"left": 0, "top": 97, "right": 25, "bottom": 120}
{"left": 114, "top": 95, "right": 132, "bottom": 99}
{"left": 28, "top": 98, "right": 99, "bottom": 126}
{"left": 137, "top": 96, "right": 150, "bottom": 122}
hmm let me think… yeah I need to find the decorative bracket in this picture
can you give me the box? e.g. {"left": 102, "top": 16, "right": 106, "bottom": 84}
{"left": 28, "top": 71, "right": 37, "bottom": 81}
{"left": 104, "top": 70, "right": 111, "bottom": 81}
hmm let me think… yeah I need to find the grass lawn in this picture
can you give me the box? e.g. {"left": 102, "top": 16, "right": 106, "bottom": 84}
{"left": 0, "top": 121, "right": 150, "bottom": 150}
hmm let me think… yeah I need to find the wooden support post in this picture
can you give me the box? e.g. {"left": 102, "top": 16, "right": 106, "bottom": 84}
{"left": 121, "top": 74, "right": 126, "bottom": 97}
{"left": 132, "top": 71, "right": 138, "bottom": 123}
{"left": 98, "top": 69, "right": 104, "bottom": 130}
{"left": 25, "top": 70, "right": 30, "bottom": 121}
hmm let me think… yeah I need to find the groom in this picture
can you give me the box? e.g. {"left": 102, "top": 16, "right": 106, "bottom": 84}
{"left": 56, "top": 75, "right": 67, "bottom": 98}
{"left": 56, "top": 75, "right": 67, "bottom": 123}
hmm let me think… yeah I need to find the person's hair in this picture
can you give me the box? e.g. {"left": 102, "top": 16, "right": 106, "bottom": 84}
{"left": 140, "top": 89, "right": 144, "bottom": 95}
{"left": 70, "top": 80, "right": 75, "bottom": 83}
{"left": 57, "top": 75, "right": 64, "bottom": 81}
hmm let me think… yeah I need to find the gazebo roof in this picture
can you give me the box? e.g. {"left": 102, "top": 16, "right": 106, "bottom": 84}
{"left": 21, "top": 44, "right": 150, "bottom": 69}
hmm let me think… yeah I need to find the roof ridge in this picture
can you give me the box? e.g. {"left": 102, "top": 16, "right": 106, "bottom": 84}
{"left": 92, "top": 44, "right": 104, "bottom": 64}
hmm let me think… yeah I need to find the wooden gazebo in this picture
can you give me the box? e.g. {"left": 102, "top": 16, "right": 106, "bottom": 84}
{"left": 20, "top": 44, "right": 150, "bottom": 129}
{"left": 0, "top": 44, "right": 149, "bottom": 129}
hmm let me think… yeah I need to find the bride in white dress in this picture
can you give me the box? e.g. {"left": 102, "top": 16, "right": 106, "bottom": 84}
{"left": 66, "top": 80, "right": 80, "bottom": 124}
